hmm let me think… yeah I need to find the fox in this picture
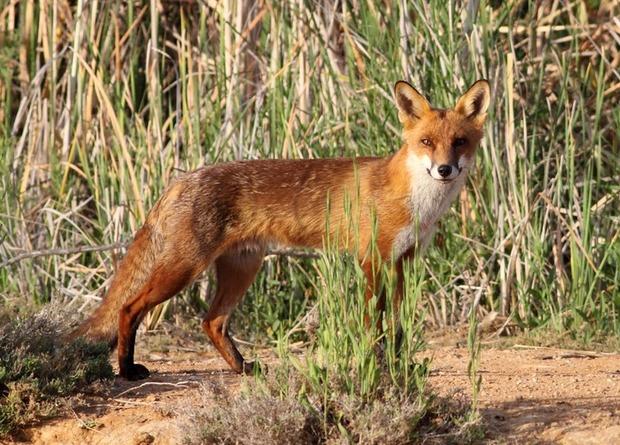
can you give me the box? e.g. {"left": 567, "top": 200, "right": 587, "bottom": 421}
{"left": 71, "top": 80, "right": 490, "bottom": 380}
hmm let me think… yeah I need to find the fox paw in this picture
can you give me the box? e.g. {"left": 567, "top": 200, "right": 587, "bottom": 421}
{"left": 121, "top": 363, "right": 151, "bottom": 381}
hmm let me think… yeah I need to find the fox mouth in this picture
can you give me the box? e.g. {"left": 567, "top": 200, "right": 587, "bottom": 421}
{"left": 426, "top": 168, "right": 460, "bottom": 183}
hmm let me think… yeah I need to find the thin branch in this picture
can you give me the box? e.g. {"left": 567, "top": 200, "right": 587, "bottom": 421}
{"left": 113, "top": 380, "right": 192, "bottom": 399}
{"left": 0, "top": 242, "right": 127, "bottom": 269}
{"left": 264, "top": 247, "right": 321, "bottom": 260}
{"left": 0, "top": 242, "right": 320, "bottom": 269}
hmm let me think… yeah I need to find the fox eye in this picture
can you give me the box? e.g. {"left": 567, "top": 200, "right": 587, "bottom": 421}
{"left": 453, "top": 137, "right": 467, "bottom": 147}
{"left": 421, "top": 138, "right": 432, "bottom": 147}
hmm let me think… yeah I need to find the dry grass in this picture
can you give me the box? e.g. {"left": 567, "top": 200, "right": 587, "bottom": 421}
{"left": 0, "top": 306, "right": 113, "bottom": 437}
{"left": 0, "top": 0, "right": 617, "bottom": 336}
{"left": 182, "top": 367, "right": 482, "bottom": 445}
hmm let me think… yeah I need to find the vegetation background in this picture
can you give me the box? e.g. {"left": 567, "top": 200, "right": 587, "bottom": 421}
{"left": 0, "top": 0, "right": 618, "bottom": 441}
{"left": 1, "top": 0, "right": 618, "bottom": 341}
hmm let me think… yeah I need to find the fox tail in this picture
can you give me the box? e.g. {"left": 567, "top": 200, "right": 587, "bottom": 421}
{"left": 69, "top": 225, "right": 160, "bottom": 349}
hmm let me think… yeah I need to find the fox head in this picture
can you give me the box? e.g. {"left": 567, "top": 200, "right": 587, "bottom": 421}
{"left": 394, "top": 80, "right": 490, "bottom": 183}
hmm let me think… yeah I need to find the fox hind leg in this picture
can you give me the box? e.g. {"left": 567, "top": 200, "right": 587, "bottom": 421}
{"left": 118, "top": 261, "right": 197, "bottom": 380}
{"left": 202, "top": 248, "right": 264, "bottom": 374}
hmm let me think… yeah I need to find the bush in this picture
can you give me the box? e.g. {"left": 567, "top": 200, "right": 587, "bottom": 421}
{"left": 0, "top": 306, "right": 113, "bottom": 436}
{"left": 184, "top": 250, "right": 483, "bottom": 444}
{"left": 183, "top": 366, "right": 481, "bottom": 445}
{"left": 185, "top": 373, "right": 320, "bottom": 445}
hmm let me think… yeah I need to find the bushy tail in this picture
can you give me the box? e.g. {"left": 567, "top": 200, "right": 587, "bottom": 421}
{"left": 70, "top": 225, "right": 160, "bottom": 349}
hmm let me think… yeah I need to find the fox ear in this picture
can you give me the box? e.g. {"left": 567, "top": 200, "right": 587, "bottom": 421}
{"left": 455, "top": 80, "right": 490, "bottom": 120}
{"left": 394, "top": 81, "right": 431, "bottom": 126}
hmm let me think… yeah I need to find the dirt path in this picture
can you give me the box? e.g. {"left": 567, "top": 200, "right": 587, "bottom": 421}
{"left": 9, "top": 340, "right": 620, "bottom": 445}
{"left": 15, "top": 350, "right": 243, "bottom": 445}
{"left": 426, "top": 344, "right": 620, "bottom": 444}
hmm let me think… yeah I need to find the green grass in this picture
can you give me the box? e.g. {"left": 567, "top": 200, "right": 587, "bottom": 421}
{"left": 0, "top": 0, "right": 618, "bottom": 439}
{"left": 1, "top": 1, "right": 617, "bottom": 340}
{"left": 0, "top": 306, "right": 113, "bottom": 437}
{"left": 185, "top": 248, "right": 481, "bottom": 444}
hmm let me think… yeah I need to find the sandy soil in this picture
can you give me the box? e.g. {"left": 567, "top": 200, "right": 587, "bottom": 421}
{"left": 426, "top": 343, "right": 620, "bottom": 444}
{"left": 6, "top": 335, "right": 620, "bottom": 445}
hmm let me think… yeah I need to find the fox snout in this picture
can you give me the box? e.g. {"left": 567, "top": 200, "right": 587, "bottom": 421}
{"left": 428, "top": 162, "right": 461, "bottom": 181}
{"left": 427, "top": 156, "right": 471, "bottom": 182}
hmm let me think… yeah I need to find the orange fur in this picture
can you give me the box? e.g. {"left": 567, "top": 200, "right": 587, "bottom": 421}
{"left": 72, "top": 80, "right": 491, "bottom": 380}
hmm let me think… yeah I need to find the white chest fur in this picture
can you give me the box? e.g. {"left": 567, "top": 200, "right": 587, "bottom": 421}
{"left": 391, "top": 153, "right": 468, "bottom": 259}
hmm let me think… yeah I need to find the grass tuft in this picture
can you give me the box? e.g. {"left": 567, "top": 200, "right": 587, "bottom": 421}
{"left": 183, "top": 367, "right": 482, "bottom": 445}
{"left": 185, "top": 375, "right": 320, "bottom": 445}
{"left": 185, "top": 247, "right": 482, "bottom": 444}
{"left": 0, "top": 307, "right": 113, "bottom": 437}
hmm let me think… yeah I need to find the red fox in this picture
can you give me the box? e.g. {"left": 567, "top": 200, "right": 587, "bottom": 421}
{"left": 72, "top": 80, "right": 490, "bottom": 380}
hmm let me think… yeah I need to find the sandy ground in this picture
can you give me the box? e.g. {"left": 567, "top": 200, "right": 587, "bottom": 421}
{"left": 6, "top": 334, "right": 620, "bottom": 445}
{"left": 426, "top": 344, "right": 620, "bottom": 444}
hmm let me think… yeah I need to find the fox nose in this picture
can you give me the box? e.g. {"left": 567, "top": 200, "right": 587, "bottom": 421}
{"left": 437, "top": 165, "right": 452, "bottom": 178}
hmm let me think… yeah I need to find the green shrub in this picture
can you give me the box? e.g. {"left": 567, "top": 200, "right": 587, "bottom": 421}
{"left": 185, "top": 248, "right": 482, "bottom": 444}
{"left": 0, "top": 307, "right": 113, "bottom": 437}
